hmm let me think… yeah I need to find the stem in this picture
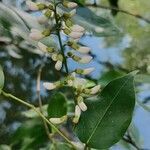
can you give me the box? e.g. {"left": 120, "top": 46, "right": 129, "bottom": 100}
{"left": 53, "top": 2, "right": 69, "bottom": 74}
{"left": 37, "top": 66, "right": 53, "bottom": 142}
{"left": 1, "top": 90, "right": 76, "bottom": 149}
{"left": 86, "top": 4, "right": 150, "bottom": 23}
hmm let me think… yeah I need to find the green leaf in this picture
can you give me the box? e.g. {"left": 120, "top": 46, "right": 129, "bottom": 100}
{"left": 74, "top": 7, "right": 120, "bottom": 37}
{"left": 75, "top": 73, "right": 135, "bottom": 149}
{"left": 0, "top": 65, "right": 4, "bottom": 90}
{"left": 48, "top": 93, "right": 67, "bottom": 118}
{"left": 11, "top": 119, "right": 48, "bottom": 149}
{"left": 99, "top": 70, "right": 125, "bottom": 86}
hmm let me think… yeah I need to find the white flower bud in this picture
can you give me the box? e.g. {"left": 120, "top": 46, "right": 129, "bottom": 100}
{"left": 65, "top": 2, "right": 78, "bottom": 8}
{"left": 49, "top": 115, "right": 67, "bottom": 125}
{"left": 78, "top": 100, "right": 87, "bottom": 112}
{"left": 79, "top": 55, "right": 93, "bottom": 64}
{"left": 90, "top": 85, "right": 101, "bottom": 94}
{"left": 43, "top": 82, "right": 56, "bottom": 90}
{"left": 55, "top": 60, "right": 62, "bottom": 71}
{"left": 38, "top": 42, "right": 47, "bottom": 53}
{"left": 29, "top": 29, "right": 44, "bottom": 41}
{"left": 82, "top": 67, "right": 95, "bottom": 75}
{"left": 51, "top": 53, "right": 58, "bottom": 61}
{"left": 37, "top": 15, "right": 48, "bottom": 24}
{"left": 26, "top": 1, "right": 38, "bottom": 10}
{"left": 77, "top": 46, "right": 91, "bottom": 54}
{"left": 73, "top": 105, "right": 81, "bottom": 124}
{"left": 67, "top": 80, "right": 73, "bottom": 86}
{"left": 70, "top": 9, "right": 76, "bottom": 16}
{"left": 95, "top": 27, "right": 104, "bottom": 33}
{"left": 69, "top": 32, "right": 83, "bottom": 39}
{"left": 71, "top": 25, "right": 85, "bottom": 32}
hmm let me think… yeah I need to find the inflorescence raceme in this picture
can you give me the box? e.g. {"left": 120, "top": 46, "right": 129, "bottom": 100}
{"left": 26, "top": 0, "right": 101, "bottom": 124}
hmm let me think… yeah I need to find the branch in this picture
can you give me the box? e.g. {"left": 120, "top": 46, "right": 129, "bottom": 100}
{"left": 123, "top": 132, "right": 150, "bottom": 150}
{"left": 86, "top": 4, "right": 150, "bottom": 24}
{"left": 1, "top": 90, "right": 76, "bottom": 149}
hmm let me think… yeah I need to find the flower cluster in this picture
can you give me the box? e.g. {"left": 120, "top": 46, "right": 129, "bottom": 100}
{"left": 26, "top": 0, "right": 101, "bottom": 124}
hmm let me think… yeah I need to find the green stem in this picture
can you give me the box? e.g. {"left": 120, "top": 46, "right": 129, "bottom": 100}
{"left": 1, "top": 90, "right": 76, "bottom": 149}
{"left": 53, "top": 2, "right": 69, "bottom": 74}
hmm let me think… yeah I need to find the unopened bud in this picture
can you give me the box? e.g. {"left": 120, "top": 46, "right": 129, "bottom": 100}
{"left": 76, "top": 67, "right": 95, "bottom": 75}
{"left": 63, "top": 1, "right": 78, "bottom": 9}
{"left": 52, "top": 53, "right": 58, "bottom": 61}
{"left": 43, "top": 82, "right": 56, "bottom": 90}
{"left": 77, "top": 46, "right": 90, "bottom": 54}
{"left": 26, "top": 1, "right": 46, "bottom": 10}
{"left": 73, "top": 105, "right": 81, "bottom": 124}
{"left": 78, "top": 55, "right": 93, "bottom": 64}
{"left": 69, "top": 32, "right": 83, "bottom": 39}
{"left": 77, "top": 96, "right": 87, "bottom": 112}
{"left": 38, "top": 42, "right": 47, "bottom": 53}
{"left": 26, "top": 1, "right": 38, "bottom": 10}
{"left": 55, "top": 60, "right": 63, "bottom": 71}
{"left": 29, "top": 29, "right": 45, "bottom": 41}
{"left": 90, "top": 85, "right": 101, "bottom": 94}
{"left": 49, "top": 115, "right": 67, "bottom": 125}
{"left": 71, "top": 25, "right": 85, "bottom": 32}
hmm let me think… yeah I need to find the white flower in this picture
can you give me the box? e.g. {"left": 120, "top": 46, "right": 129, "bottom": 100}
{"left": 43, "top": 82, "right": 56, "bottom": 90}
{"left": 29, "top": 29, "right": 44, "bottom": 41}
{"left": 95, "top": 27, "right": 104, "bottom": 33}
{"left": 71, "top": 25, "right": 85, "bottom": 32}
{"left": 69, "top": 32, "right": 83, "bottom": 39}
{"left": 82, "top": 67, "right": 95, "bottom": 75}
{"left": 90, "top": 85, "right": 101, "bottom": 94}
{"left": 55, "top": 60, "right": 63, "bottom": 71}
{"left": 51, "top": 53, "right": 58, "bottom": 61}
{"left": 79, "top": 55, "right": 93, "bottom": 64}
{"left": 67, "top": 80, "right": 73, "bottom": 86}
{"left": 37, "top": 15, "right": 48, "bottom": 24}
{"left": 78, "top": 101, "right": 87, "bottom": 112}
{"left": 26, "top": 1, "right": 38, "bottom": 10}
{"left": 49, "top": 115, "right": 67, "bottom": 125}
{"left": 77, "top": 46, "right": 91, "bottom": 54}
{"left": 70, "top": 9, "right": 76, "bottom": 16}
{"left": 66, "top": 2, "right": 77, "bottom": 8}
{"left": 73, "top": 105, "right": 81, "bottom": 124}
{"left": 38, "top": 42, "right": 47, "bottom": 53}
{"left": 73, "top": 78, "right": 87, "bottom": 89}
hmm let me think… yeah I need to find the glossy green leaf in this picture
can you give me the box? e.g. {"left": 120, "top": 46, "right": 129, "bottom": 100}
{"left": 0, "top": 65, "right": 4, "bottom": 90}
{"left": 75, "top": 73, "right": 135, "bottom": 149}
{"left": 48, "top": 93, "right": 67, "bottom": 118}
{"left": 99, "top": 70, "right": 125, "bottom": 86}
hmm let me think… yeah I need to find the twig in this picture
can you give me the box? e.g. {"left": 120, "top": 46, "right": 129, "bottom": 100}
{"left": 36, "top": 65, "right": 53, "bottom": 142}
{"left": 1, "top": 90, "right": 77, "bottom": 149}
{"left": 53, "top": 0, "right": 69, "bottom": 74}
{"left": 86, "top": 4, "right": 150, "bottom": 24}
{"left": 123, "top": 132, "right": 141, "bottom": 150}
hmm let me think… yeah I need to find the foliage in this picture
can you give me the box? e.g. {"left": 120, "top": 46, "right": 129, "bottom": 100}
{"left": 0, "top": 0, "right": 149, "bottom": 150}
